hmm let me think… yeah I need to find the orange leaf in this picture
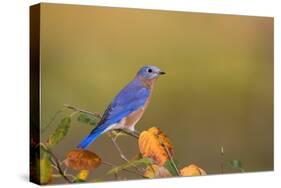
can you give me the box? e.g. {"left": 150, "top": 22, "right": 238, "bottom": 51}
{"left": 65, "top": 149, "right": 101, "bottom": 170}
{"left": 138, "top": 127, "right": 174, "bottom": 166}
{"left": 144, "top": 164, "right": 171, "bottom": 178}
{"left": 180, "top": 164, "right": 207, "bottom": 176}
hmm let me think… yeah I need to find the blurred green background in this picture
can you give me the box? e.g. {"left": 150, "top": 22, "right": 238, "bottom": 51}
{"left": 39, "top": 3, "right": 273, "bottom": 182}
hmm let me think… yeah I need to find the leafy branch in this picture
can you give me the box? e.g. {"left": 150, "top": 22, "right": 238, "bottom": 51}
{"left": 40, "top": 143, "right": 72, "bottom": 183}
{"left": 64, "top": 104, "right": 102, "bottom": 119}
{"left": 33, "top": 104, "right": 244, "bottom": 184}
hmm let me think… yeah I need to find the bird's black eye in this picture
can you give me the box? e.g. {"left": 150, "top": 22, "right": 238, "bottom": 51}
{"left": 147, "top": 68, "right": 152, "bottom": 73}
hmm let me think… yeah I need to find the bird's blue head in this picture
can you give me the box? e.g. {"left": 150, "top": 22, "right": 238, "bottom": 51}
{"left": 136, "top": 65, "right": 166, "bottom": 79}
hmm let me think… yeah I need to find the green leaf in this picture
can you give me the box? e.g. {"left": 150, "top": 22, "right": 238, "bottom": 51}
{"left": 47, "top": 117, "right": 71, "bottom": 147}
{"left": 229, "top": 160, "right": 242, "bottom": 168}
{"left": 107, "top": 157, "right": 152, "bottom": 175}
{"left": 73, "top": 178, "right": 86, "bottom": 183}
{"left": 77, "top": 114, "right": 90, "bottom": 123}
{"left": 228, "top": 160, "right": 245, "bottom": 172}
{"left": 77, "top": 114, "right": 97, "bottom": 126}
{"left": 39, "top": 149, "right": 52, "bottom": 184}
{"left": 164, "top": 160, "right": 179, "bottom": 176}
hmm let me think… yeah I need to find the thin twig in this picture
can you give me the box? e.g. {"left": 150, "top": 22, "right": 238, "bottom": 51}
{"left": 52, "top": 173, "right": 76, "bottom": 179}
{"left": 64, "top": 105, "right": 144, "bottom": 176}
{"left": 118, "top": 129, "right": 140, "bottom": 139}
{"left": 70, "top": 110, "right": 79, "bottom": 118}
{"left": 109, "top": 131, "right": 145, "bottom": 175}
{"left": 51, "top": 164, "right": 59, "bottom": 171}
{"left": 110, "top": 133, "right": 129, "bottom": 162}
{"left": 64, "top": 104, "right": 102, "bottom": 119}
{"left": 220, "top": 146, "right": 224, "bottom": 174}
{"left": 102, "top": 161, "right": 146, "bottom": 178}
{"left": 113, "top": 172, "right": 118, "bottom": 180}
{"left": 40, "top": 143, "right": 72, "bottom": 183}
{"left": 161, "top": 140, "right": 180, "bottom": 176}
{"left": 41, "top": 109, "right": 63, "bottom": 133}
{"left": 48, "top": 151, "right": 72, "bottom": 183}
{"left": 64, "top": 105, "right": 139, "bottom": 140}
{"left": 52, "top": 174, "right": 64, "bottom": 178}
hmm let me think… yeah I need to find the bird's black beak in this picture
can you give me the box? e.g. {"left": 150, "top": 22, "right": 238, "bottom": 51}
{"left": 159, "top": 71, "right": 166, "bottom": 75}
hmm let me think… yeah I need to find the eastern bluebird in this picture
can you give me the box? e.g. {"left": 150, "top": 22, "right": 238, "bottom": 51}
{"left": 77, "top": 65, "right": 165, "bottom": 149}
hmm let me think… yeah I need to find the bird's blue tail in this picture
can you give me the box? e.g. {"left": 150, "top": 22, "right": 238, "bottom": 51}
{"left": 77, "top": 124, "right": 108, "bottom": 149}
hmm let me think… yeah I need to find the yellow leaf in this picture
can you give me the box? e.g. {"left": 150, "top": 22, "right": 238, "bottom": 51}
{"left": 138, "top": 127, "right": 174, "bottom": 166}
{"left": 39, "top": 151, "right": 52, "bottom": 184}
{"left": 144, "top": 165, "right": 171, "bottom": 178}
{"left": 77, "top": 170, "right": 90, "bottom": 181}
{"left": 65, "top": 149, "right": 101, "bottom": 170}
{"left": 180, "top": 164, "right": 207, "bottom": 176}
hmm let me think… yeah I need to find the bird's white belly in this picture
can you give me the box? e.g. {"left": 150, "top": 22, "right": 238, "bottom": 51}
{"left": 104, "top": 107, "right": 146, "bottom": 133}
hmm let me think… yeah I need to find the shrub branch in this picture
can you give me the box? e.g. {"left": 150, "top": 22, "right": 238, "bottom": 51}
{"left": 40, "top": 143, "right": 72, "bottom": 183}
{"left": 64, "top": 104, "right": 102, "bottom": 119}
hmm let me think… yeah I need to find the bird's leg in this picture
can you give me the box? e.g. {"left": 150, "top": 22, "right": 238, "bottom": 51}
{"left": 120, "top": 129, "right": 140, "bottom": 138}
{"left": 109, "top": 131, "right": 129, "bottom": 162}
{"left": 133, "top": 129, "right": 140, "bottom": 136}
{"left": 128, "top": 126, "right": 140, "bottom": 137}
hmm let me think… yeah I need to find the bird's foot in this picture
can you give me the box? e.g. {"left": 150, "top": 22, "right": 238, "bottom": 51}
{"left": 124, "top": 128, "right": 140, "bottom": 138}
{"left": 133, "top": 129, "right": 140, "bottom": 135}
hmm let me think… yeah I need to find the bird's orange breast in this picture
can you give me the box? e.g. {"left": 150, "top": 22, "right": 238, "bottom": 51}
{"left": 122, "top": 91, "right": 152, "bottom": 129}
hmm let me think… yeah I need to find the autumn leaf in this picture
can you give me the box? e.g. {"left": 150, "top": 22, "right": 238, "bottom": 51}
{"left": 65, "top": 149, "right": 101, "bottom": 170}
{"left": 148, "top": 127, "right": 174, "bottom": 154}
{"left": 39, "top": 149, "right": 53, "bottom": 184}
{"left": 180, "top": 164, "right": 207, "bottom": 176}
{"left": 138, "top": 127, "right": 174, "bottom": 166}
{"left": 47, "top": 117, "right": 71, "bottom": 147}
{"left": 144, "top": 164, "right": 171, "bottom": 178}
{"left": 73, "top": 169, "right": 90, "bottom": 182}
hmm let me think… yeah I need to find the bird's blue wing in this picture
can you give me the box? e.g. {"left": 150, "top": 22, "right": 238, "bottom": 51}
{"left": 98, "top": 82, "right": 150, "bottom": 126}
{"left": 77, "top": 80, "right": 150, "bottom": 148}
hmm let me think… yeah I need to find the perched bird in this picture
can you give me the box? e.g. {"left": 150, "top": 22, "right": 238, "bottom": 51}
{"left": 77, "top": 65, "right": 165, "bottom": 149}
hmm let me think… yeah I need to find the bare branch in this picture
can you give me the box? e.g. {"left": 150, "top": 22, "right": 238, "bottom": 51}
{"left": 40, "top": 143, "right": 72, "bottom": 183}
{"left": 117, "top": 129, "right": 140, "bottom": 139}
{"left": 64, "top": 105, "right": 140, "bottom": 140}
{"left": 64, "top": 104, "right": 102, "bottom": 119}
{"left": 220, "top": 146, "right": 224, "bottom": 173}
{"left": 102, "top": 161, "right": 146, "bottom": 178}
{"left": 109, "top": 131, "right": 146, "bottom": 176}
{"left": 41, "top": 109, "right": 63, "bottom": 133}
{"left": 110, "top": 133, "right": 129, "bottom": 162}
